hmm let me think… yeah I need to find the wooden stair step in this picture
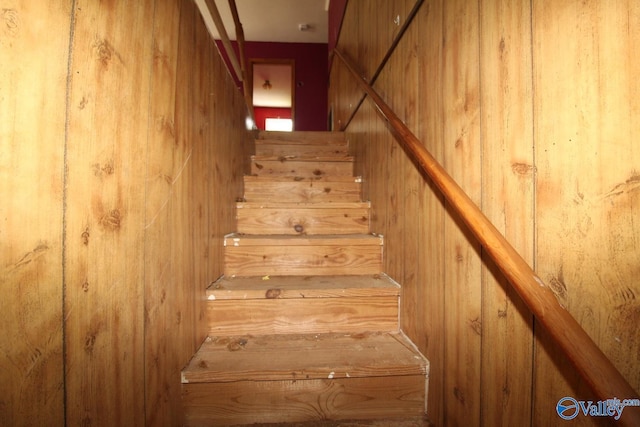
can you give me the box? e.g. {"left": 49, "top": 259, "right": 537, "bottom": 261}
{"left": 251, "top": 158, "right": 354, "bottom": 177}
{"left": 225, "top": 233, "right": 383, "bottom": 247}
{"left": 206, "top": 275, "right": 400, "bottom": 336}
{"left": 181, "top": 332, "right": 429, "bottom": 425}
{"left": 224, "top": 233, "right": 383, "bottom": 276}
{"left": 236, "top": 202, "right": 370, "bottom": 235}
{"left": 252, "top": 154, "right": 354, "bottom": 162}
{"left": 208, "top": 274, "right": 398, "bottom": 300}
{"left": 243, "top": 175, "right": 363, "bottom": 203}
{"left": 224, "top": 416, "right": 432, "bottom": 427}
{"left": 182, "top": 331, "right": 427, "bottom": 383}
{"left": 258, "top": 130, "right": 346, "bottom": 143}
{"left": 256, "top": 141, "right": 348, "bottom": 157}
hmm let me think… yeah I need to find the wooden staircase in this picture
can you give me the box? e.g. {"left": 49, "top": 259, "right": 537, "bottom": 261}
{"left": 181, "top": 131, "right": 430, "bottom": 426}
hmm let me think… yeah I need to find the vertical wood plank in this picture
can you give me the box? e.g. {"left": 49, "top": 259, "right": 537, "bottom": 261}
{"left": 442, "top": 0, "right": 482, "bottom": 425}
{"left": 143, "top": 0, "right": 186, "bottom": 425}
{"left": 191, "top": 0, "right": 209, "bottom": 352}
{"left": 479, "top": 0, "right": 535, "bottom": 425}
{"left": 532, "top": 1, "right": 640, "bottom": 425}
{"left": 0, "top": 2, "right": 70, "bottom": 425}
{"left": 64, "top": 1, "right": 154, "bottom": 425}
{"left": 415, "top": 0, "right": 445, "bottom": 423}
{"left": 378, "top": 74, "right": 404, "bottom": 284}
{"left": 398, "top": 29, "right": 420, "bottom": 346}
{"left": 379, "top": 0, "right": 421, "bottom": 343}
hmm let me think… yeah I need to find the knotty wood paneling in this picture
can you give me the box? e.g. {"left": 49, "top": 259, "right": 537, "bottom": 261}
{"left": 441, "top": 1, "right": 482, "bottom": 424}
{"left": 532, "top": 1, "right": 640, "bottom": 425}
{"left": 331, "top": 0, "right": 640, "bottom": 425}
{"left": 64, "top": 1, "right": 155, "bottom": 425}
{"left": 2, "top": 0, "right": 248, "bottom": 425}
{"left": 415, "top": 1, "right": 445, "bottom": 423}
{"left": 144, "top": 0, "right": 186, "bottom": 425}
{"left": 479, "top": 1, "right": 534, "bottom": 425}
{"left": 0, "top": 2, "right": 70, "bottom": 425}
{"left": 191, "top": 0, "right": 211, "bottom": 353}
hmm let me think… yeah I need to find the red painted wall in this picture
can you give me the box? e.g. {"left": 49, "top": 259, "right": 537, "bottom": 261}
{"left": 254, "top": 107, "right": 292, "bottom": 130}
{"left": 217, "top": 41, "right": 328, "bottom": 131}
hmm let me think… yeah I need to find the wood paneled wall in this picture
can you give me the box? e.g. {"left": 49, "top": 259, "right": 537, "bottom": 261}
{"left": 0, "top": 0, "right": 249, "bottom": 425}
{"left": 330, "top": 1, "right": 640, "bottom": 425}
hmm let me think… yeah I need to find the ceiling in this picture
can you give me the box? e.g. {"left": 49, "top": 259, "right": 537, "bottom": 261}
{"left": 252, "top": 62, "right": 293, "bottom": 107}
{"left": 201, "top": 0, "right": 329, "bottom": 44}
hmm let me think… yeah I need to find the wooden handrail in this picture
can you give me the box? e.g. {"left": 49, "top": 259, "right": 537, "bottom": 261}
{"left": 333, "top": 48, "right": 640, "bottom": 426}
{"left": 228, "top": 0, "right": 255, "bottom": 125}
{"left": 204, "top": 0, "right": 242, "bottom": 81}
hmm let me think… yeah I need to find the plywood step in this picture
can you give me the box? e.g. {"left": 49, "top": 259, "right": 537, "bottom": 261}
{"left": 243, "top": 175, "right": 362, "bottom": 203}
{"left": 258, "top": 130, "right": 346, "bottom": 143}
{"left": 251, "top": 157, "right": 354, "bottom": 177}
{"left": 224, "top": 233, "right": 383, "bottom": 276}
{"left": 206, "top": 275, "right": 399, "bottom": 336}
{"left": 225, "top": 416, "right": 433, "bottom": 427}
{"left": 237, "top": 202, "right": 370, "bottom": 235}
{"left": 181, "top": 331, "right": 429, "bottom": 426}
{"left": 256, "top": 140, "right": 348, "bottom": 157}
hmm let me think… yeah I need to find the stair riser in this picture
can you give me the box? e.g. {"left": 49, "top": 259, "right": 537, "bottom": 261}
{"left": 255, "top": 143, "right": 348, "bottom": 157}
{"left": 258, "top": 130, "right": 346, "bottom": 142}
{"left": 237, "top": 207, "right": 369, "bottom": 235}
{"left": 207, "top": 297, "right": 399, "bottom": 336}
{"left": 243, "top": 180, "right": 362, "bottom": 203}
{"left": 224, "top": 245, "right": 383, "bottom": 276}
{"left": 251, "top": 159, "right": 353, "bottom": 177}
{"left": 182, "top": 375, "right": 426, "bottom": 426}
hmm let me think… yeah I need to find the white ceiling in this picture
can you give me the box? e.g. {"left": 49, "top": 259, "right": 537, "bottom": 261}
{"left": 205, "top": 0, "right": 329, "bottom": 44}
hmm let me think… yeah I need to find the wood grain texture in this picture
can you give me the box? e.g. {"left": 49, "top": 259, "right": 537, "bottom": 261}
{"left": 237, "top": 205, "right": 369, "bottom": 235}
{"left": 207, "top": 297, "right": 399, "bottom": 336}
{"left": 257, "top": 130, "right": 346, "bottom": 142}
{"left": 414, "top": 1, "right": 445, "bottom": 423}
{"left": 479, "top": 0, "right": 535, "bottom": 425}
{"left": 182, "top": 332, "right": 428, "bottom": 425}
{"left": 0, "top": 1, "right": 70, "bottom": 425}
{"left": 64, "top": 1, "right": 154, "bottom": 425}
{"left": 1, "top": 0, "right": 246, "bottom": 425}
{"left": 183, "top": 375, "right": 426, "bottom": 426}
{"left": 532, "top": 1, "right": 640, "bottom": 425}
{"left": 243, "top": 177, "right": 363, "bottom": 203}
{"left": 225, "top": 243, "right": 383, "bottom": 276}
{"left": 225, "top": 233, "right": 383, "bottom": 247}
{"left": 208, "top": 274, "right": 400, "bottom": 300}
{"left": 255, "top": 141, "right": 348, "bottom": 157}
{"left": 332, "top": 0, "right": 640, "bottom": 425}
{"left": 251, "top": 158, "right": 354, "bottom": 177}
{"left": 442, "top": 1, "right": 482, "bottom": 425}
{"left": 143, "top": 0, "right": 184, "bottom": 424}
{"left": 183, "top": 332, "right": 427, "bottom": 383}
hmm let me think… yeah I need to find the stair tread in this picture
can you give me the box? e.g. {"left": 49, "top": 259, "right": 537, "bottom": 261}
{"left": 228, "top": 416, "right": 433, "bottom": 427}
{"left": 225, "top": 233, "right": 383, "bottom": 246}
{"left": 208, "top": 274, "right": 400, "bottom": 300}
{"left": 237, "top": 202, "right": 370, "bottom": 209}
{"left": 258, "top": 130, "right": 345, "bottom": 142}
{"left": 252, "top": 154, "right": 354, "bottom": 162}
{"left": 257, "top": 139, "right": 347, "bottom": 147}
{"left": 182, "top": 331, "right": 428, "bottom": 384}
{"left": 244, "top": 175, "right": 361, "bottom": 182}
